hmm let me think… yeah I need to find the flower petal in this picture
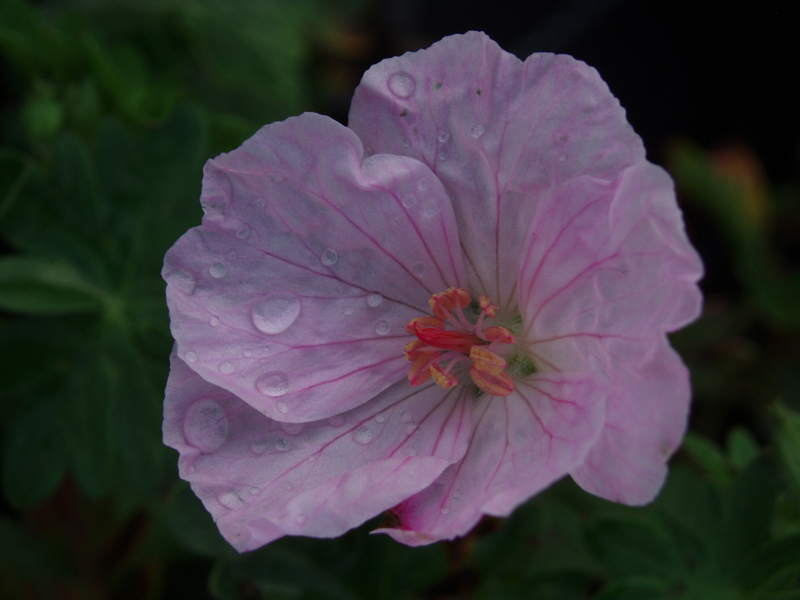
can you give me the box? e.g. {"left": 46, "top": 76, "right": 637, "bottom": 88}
{"left": 163, "top": 113, "right": 466, "bottom": 421}
{"left": 373, "top": 371, "right": 606, "bottom": 545}
{"left": 164, "top": 351, "right": 472, "bottom": 551}
{"left": 568, "top": 335, "right": 691, "bottom": 504}
{"left": 350, "top": 31, "right": 644, "bottom": 309}
{"left": 520, "top": 161, "right": 703, "bottom": 345}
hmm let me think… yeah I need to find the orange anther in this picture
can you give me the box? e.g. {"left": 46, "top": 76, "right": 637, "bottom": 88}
{"left": 408, "top": 354, "right": 434, "bottom": 386}
{"left": 479, "top": 294, "right": 498, "bottom": 317}
{"left": 484, "top": 326, "right": 516, "bottom": 345}
{"left": 469, "top": 366, "right": 514, "bottom": 397}
{"left": 405, "top": 316, "right": 445, "bottom": 335}
{"left": 469, "top": 346, "right": 507, "bottom": 376}
{"left": 430, "top": 362, "right": 458, "bottom": 389}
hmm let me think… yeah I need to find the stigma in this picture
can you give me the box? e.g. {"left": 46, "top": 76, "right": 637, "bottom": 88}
{"left": 404, "top": 287, "right": 516, "bottom": 396}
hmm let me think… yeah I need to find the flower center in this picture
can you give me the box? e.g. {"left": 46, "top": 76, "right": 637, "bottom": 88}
{"left": 404, "top": 287, "right": 516, "bottom": 396}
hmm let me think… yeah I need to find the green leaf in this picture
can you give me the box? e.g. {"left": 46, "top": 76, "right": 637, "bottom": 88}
{"left": 740, "top": 534, "right": 800, "bottom": 591}
{"left": 586, "top": 517, "right": 676, "bottom": 578}
{"left": 162, "top": 482, "right": 230, "bottom": 558}
{"left": 210, "top": 543, "right": 358, "bottom": 600}
{"left": 727, "top": 426, "right": 760, "bottom": 469}
{"left": 0, "top": 148, "right": 33, "bottom": 221}
{"left": 593, "top": 577, "right": 670, "bottom": 600}
{"left": 0, "top": 255, "right": 106, "bottom": 314}
{"left": 2, "top": 399, "right": 68, "bottom": 508}
{"left": 774, "top": 403, "right": 800, "bottom": 497}
{"left": 682, "top": 433, "right": 733, "bottom": 486}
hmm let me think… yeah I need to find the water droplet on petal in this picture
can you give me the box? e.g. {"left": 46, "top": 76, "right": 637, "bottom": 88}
{"left": 375, "top": 413, "right": 386, "bottom": 424}
{"left": 404, "top": 422, "right": 417, "bottom": 434}
{"left": 236, "top": 224, "right": 251, "bottom": 239}
{"left": 402, "top": 193, "right": 418, "bottom": 208}
{"left": 184, "top": 399, "right": 227, "bottom": 452}
{"left": 400, "top": 411, "right": 411, "bottom": 423}
{"left": 219, "top": 361, "right": 235, "bottom": 374}
{"left": 387, "top": 72, "right": 416, "bottom": 98}
{"left": 559, "top": 153, "right": 567, "bottom": 162}
{"left": 402, "top": 138, "right": 411, "bottom": 147}
{"left": 209, "top": 315, "right": 220, "bottom": 327}
{"left": 437, "top": 130, "right": 450, "bottom": 142}
{"left": 307, "top": 455, "right": 316, "bottom": 463}
{"left": 275, "top": 437, "right": 291, "bottom": 452}
{"left": 209, "top": 262, "right": 227, "bottom": 278}
{"left": 255, "top": 197, "right": 266, "bottom": 208}
{"left": 353, "top": 426, "right": 373, "bottom": 445}
{"left": 437, "top": 150, "right": 448, "bottom": 161}
{"left": 295, "top": 514, "right": 307, "bottom": 526}
{"left": 268, "top": 173, "right": 284, "bottom": 184}
{"left": 218, "top": 490, "right": 244, "bottom": 510}
{"left": 344, "top": 306, "right": 354, "bottom": 315}
{"left": 441, "top": 507, "right": 451, "bottom": 515}
{"left": 422, "top": 199, "right": 441, "bottom": 217}
{"left": 251, "top": 441, "right": 267, "bottom": 455}
{"left": 470, "top": 124, "right": 486, "bottom": 138}
{"left": 366, "top": 292, "right": 383, "bottom": 307}
{"left": 184, "top": 351, "right": 198, "bottom": 363}
{"left": 320, "top": 247, "right": 338, "bottom": 266}
{"left": 328, "top": 415, "right": 345, "bottom": 428}
{"left": 375, "top": 320, "right": 390, "bottom": 335}
{"left": 282, "top": 422, "right": 303, "bottom": 435}
{"left": 170, "top": 270, "right": 196, "bottom": 295}
{"left": 256, "top": 371, "right": 289, "bottom": 397}
{"left": 249, "top": 486, "right": 261, "bottom": 495}
{"left": 276, "top": 401, "right": 289, "bottom": 414}
{"left": 453, "top": 489, "right": 462, "bottom": 498}
{"left": 252, "top": 292, "right": 301, "bottom": 334}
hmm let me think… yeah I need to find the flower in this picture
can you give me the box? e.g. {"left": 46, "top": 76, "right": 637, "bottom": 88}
{"left": 162, "top": 32, "right": 703, "bottom": 551}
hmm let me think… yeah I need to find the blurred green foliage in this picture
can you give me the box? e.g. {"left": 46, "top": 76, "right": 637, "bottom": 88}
{"left": 1, "top": 0, "right": 799, "bottom": 598}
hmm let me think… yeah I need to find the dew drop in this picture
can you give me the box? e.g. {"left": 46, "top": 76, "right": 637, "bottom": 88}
{"left": 375, "top": 412, "right": 386, "bottom": 424}
{"left": 255, "top": 371, "right": 289, "bottom": 397}
{"left": 402, "top": 138, "right": 411, "bottom": 147}
{"left": 282, "top": 422, "right": 303, "bottom": 435}
{"left": 417, "top": 179, "right": 430, "bottom": 192}
{"left": 344, "top": 305, "right": 354, "bottom": 315}
{"left": 275, "top": 437, "right": 291, "bottom": 452}
{"left": 307, "top": 455, "right": 317, "bottom": 463}
{"left": 400, "top": 411, "right": 412, "bottom": 423}
{"left": 236, "top": 224, "right": 251, "bottom": 239}
{"left": 453, "top": 489, "right": 462, "bottom": 498}
{"left": 404, "top": 422, "right": 417, "bottom": 434}
{"left": 268, "top": 173, "right": 284, "bottom": 184}
{"left": 184, "top": 350, "right": 198, "bottom": 363}
{"left": 320, "top": 247, "right": 338, "bottom": 266}
{"left": 276, "top": 401, "right": 289, "bottom": 414}
{"left": 251, "top": 441, "right": 267, "bottom": 455}
{"left": 295, "top": 514, "right": 307, "bottom": 526}
{"left": 437, "top": 150, "right": 448, "bottom": 161}
{"left": 402, "top": 193, "right": 418, "bottom": 208}
{"left": 353, "top": 426, "right": 373, "bottom": 445}
{"left": 328, "top": 415, "right": 345, "bottom": 428}
{"left": 470, "top": 124, "right": 486, "bottom": 138}
{"left": 366, "top": 292, "right": 383, "bottom": 307}
{"left": 184, "top": 399, "right": 228, "bottom": 452}
{"left": 375, "top": 320, "right": 390, "bottom": 335}
{"left": 422, "top": 199, "right": 441, "bottom": 217}
{"left": 219, "top": 361, "right": 235, "bottom": 374}
{"left": 218, "top": 490, "right": 244, "bottom": 510}
{"left": 559, "top": 153, "right": 567, "bottom": 162}
{"left": 249, "top": 486, "right": 261, "bottom": 495}
{"left": 255, "top": 197, "right": 266, "bottom": 208}
{"left": 170, "top": 270, "right": 196, "bottom": 295}
{"left": 209, "top": 315, "right": 220, "bottom": 327}
{"left": 243, "top": 348, "right": 253, "bottom": 357}
{"left": 209, "top": 262, "right": 227, "bottom": 278}
{"left": 252, "top": 292, "right": 301, "bottom": 334}
{"left": 441, "top": 507, "right": 451, "bottom": 515}
{"left": 387, "top": 72, "right": 416, "bottom": 98}
{"left": 437, "top": 130, "right": 450, "bottom": 142}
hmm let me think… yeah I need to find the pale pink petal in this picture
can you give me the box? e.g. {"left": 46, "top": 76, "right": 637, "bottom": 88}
{"left": 349, "top": 31, "right": 643, "bottom": 310}
{"left": 568, "top": 335, "right": 691, "bottom": 504}
{"left": 164, "top": 351, "right": 472, "bottom": 551}
{"left": 163, "top": 113, "right": 466, "bottom": 422}
{"left": 374, "top": 371, "right": 606, "bottom": 545}
{"left": 519, "top": 162, "right": 703, "bottom": 345}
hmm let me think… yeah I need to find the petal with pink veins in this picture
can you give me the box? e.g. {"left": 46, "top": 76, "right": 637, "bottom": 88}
{"left": 163, "top": 113, "right": 466, "bottom": 421}
{"left": 350, "top": 31, "right": 644, "bottom": 309}
{"left": 164, "top": 351, "right": 472, "bottom": 551}
{"left": 374, "top": 371, "right": 606, "bottom": 545}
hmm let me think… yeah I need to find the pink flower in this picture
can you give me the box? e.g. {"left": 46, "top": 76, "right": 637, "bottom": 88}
{"left": 162, "top": 32, "right": 703, "bottom": 551}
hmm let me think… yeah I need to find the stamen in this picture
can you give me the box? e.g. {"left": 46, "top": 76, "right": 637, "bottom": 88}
{"left": 405, "top": 288, "right": 517, "bottom": 396}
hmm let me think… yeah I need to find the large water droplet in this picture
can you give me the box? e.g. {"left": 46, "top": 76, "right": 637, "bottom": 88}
{"left": 470, "top": 124, "right": 486, "bottom": 138}
{"left": 353, "top": 426, "right": 373, "bottom": 445}
{"left": 218, "top": 490, "right": 244, "bottom": 510}
{"left": 366, "top": 292, "right": 383, "bottom": 307}
{"left": 251, "top": 441, "right": 267, "bottom": 455}
{"left": 402, "top": 193, "right": 418, "bottom": 208}
{"left": 184, "top": 399, "right": 227, "bottom": 452}
{"left": 252, "top": 292, "right": 301, "bottom": 334}
{"left": 437, "top": 130, "right": 450, "bottom": 142}
{"left": 184, "top": 350, "right": 198, "bottom": 363}
{"left": 375, "top": 320, "right": 390, "bottom": 335}
{"left": 170, "top": 270, "right": 196, "bottom": 295}
{"left": 275, "top": 437, "right": 291, "bottom": 452}
{"left": 209, "top": 262, "right": 227, "bottom": 278}
{"left": 387, "top": 72, "right": 416, "bottom": 98}
{"left": 236, "top": 224, "right": 251, "bottom": 239}
{"left": 320, "top": 248, "right": 338, "bottom": 266}
{"left": 209, "top": 315, "right": 220, "bottom": 327}
{"left": 219, "top": 361, "right": 235, "bottom": 374}
{"left": 256, "top": 371, "right": 289, "bottom": 397}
